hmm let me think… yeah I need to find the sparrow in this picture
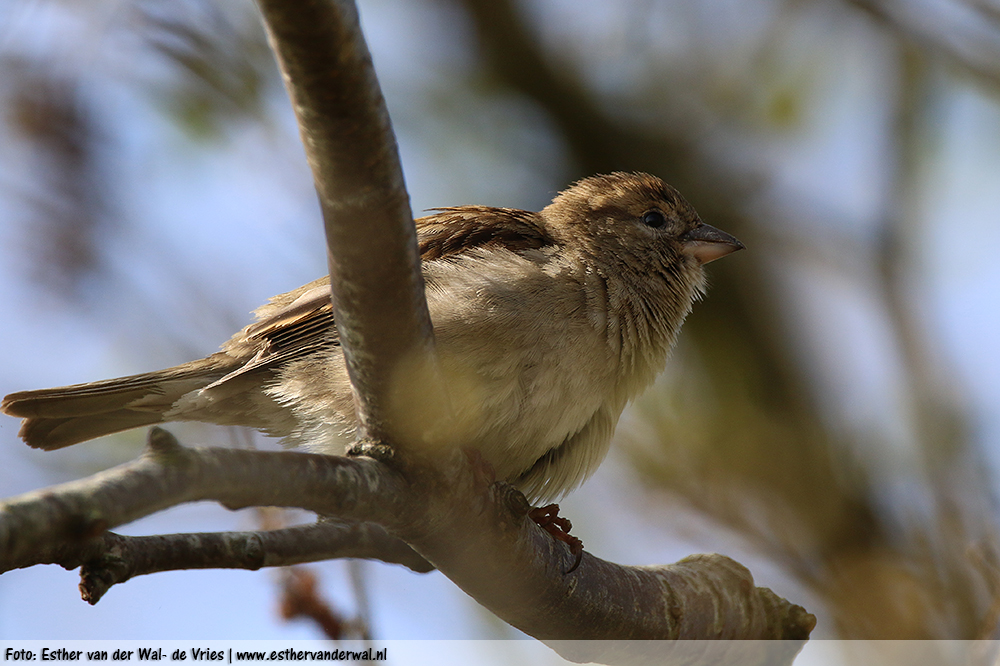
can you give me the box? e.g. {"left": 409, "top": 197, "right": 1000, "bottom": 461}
{"left": 2, "top": 172, "right": 742, "bottom": 504}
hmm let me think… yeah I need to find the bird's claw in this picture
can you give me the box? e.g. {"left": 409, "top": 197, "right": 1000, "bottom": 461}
{"left": 529, "top": 504, "right": 584, "bottom": 574}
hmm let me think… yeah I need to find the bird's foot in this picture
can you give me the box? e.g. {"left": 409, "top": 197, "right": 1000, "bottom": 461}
{"left": 347, "top": 438, "right": 394, "bottom": 462}
{"left": 529, "top": 504, "right": 583, "bottom": 574}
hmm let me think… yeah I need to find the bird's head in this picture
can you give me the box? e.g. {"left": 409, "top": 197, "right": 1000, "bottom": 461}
{"left": 539, "top": 172, "right": 744, "bottom": 376}
{"left": 541, "top": 171, "right": 744, "bottom": 272}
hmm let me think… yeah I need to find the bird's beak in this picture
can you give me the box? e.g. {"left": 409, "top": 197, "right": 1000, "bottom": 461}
{"left": 681, "top": 224, "right": 745, "bottom": 264}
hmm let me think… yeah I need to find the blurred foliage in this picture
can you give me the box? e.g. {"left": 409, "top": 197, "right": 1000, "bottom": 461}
{"left": 1, "top": 54, "right": 108, "bottom": 298}
{"left": 137, "top": 0, "right": 277, "bottom": 139}
{"left": 2, "top": 0, "right": 1000, "bottom": 641}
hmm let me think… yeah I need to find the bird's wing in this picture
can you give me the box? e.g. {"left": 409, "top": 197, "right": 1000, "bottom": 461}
{"left": 416, "top": 206, "right": 554, "bottom": 260}
{"left": 211, "top": 207, "right": 555, "bottom": 387}
{"left": 208, "top": 281, "right": 336, "bottom": 391}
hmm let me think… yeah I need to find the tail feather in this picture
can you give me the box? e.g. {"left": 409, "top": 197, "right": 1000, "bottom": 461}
{"left": 1, "top": 355, "right": 236, "bottom": 450}
{"left": 17, "top": 412, "right": 166, "bottom": 451}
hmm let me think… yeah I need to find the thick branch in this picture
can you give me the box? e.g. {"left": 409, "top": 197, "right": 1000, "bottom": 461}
{"left": 0, "top": 429, "right": 814, "bottom": 644}
{"left": 396, "top": 451, "right": 814, "bottom": 641}
{"left": 255, "top": 0, "right": 434, "bottom": 442}
{"left": 0, "top": 428, "right": 405, "bottom": 572}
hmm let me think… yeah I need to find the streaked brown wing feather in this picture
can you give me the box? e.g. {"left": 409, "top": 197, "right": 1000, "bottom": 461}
{"left": 417, "top": 206, "right": 552, "bottom": 260}
{"left": 209, "top": 285, "right": 337, "bottom": 391}
{"left": 219, "top": 206, "right": 555, "bottom": 380}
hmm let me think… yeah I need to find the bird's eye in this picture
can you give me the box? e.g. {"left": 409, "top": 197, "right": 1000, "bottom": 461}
{"left": 642, "top": 210, "right": 667, "bottom": 228}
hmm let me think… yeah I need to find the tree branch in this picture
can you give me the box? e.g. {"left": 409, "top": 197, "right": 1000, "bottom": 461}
{"left": 70, "top": 521, "right": 432, "bottom": 604}
{"left": 255, "top": 0, "right": 436, "bottom": 443}
{"left": 0, "top": 428, "right": 403, "bottom": 572}
{"left": 850, "top": 0, "right": 1000, "bottom": 87}
{"left": 0, "top": 429, "right": 814, "bottom": 646}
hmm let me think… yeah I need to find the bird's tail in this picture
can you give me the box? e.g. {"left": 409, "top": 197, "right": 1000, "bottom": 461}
{"left": 1, "top": 356, "right": 236, "bottom": 451}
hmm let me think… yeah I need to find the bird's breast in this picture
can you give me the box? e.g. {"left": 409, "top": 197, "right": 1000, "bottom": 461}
{"left": 420, "top": 251, "right": 620, "bottom": 480}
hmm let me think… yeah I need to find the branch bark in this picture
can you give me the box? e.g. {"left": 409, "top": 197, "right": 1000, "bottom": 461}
{"left": 256, "top": 0, "right": 434, "bottom": 443}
